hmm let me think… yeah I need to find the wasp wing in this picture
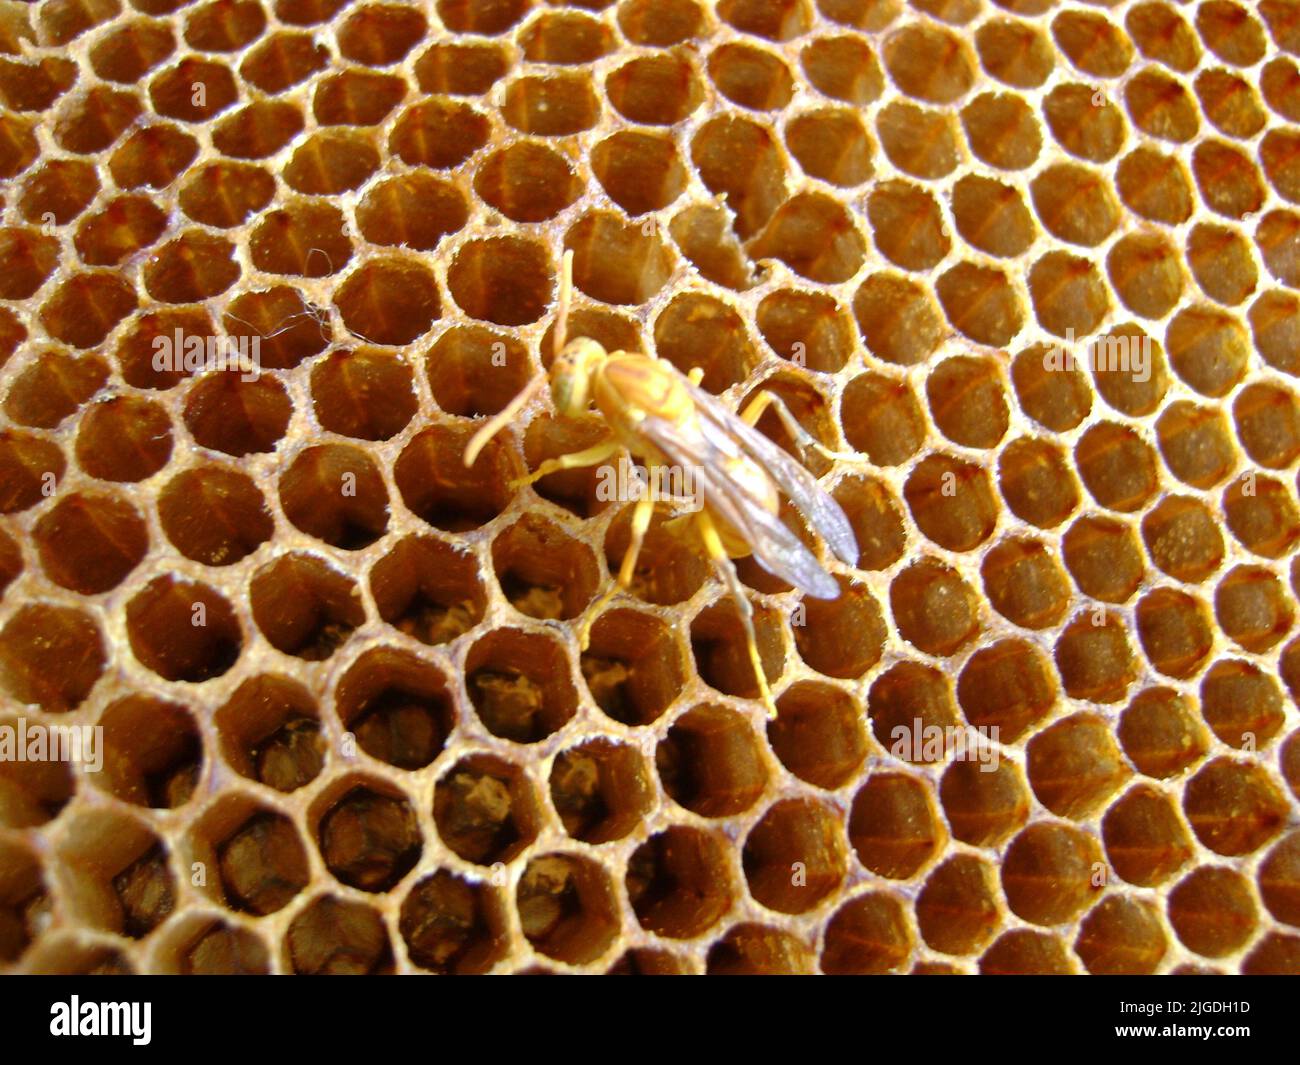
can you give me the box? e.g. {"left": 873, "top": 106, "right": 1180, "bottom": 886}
{"left": 638, "top": 414, "right": 841, "bottom": 600}
{"left": 685, "top": 383, "right": 859, "bottom": 566}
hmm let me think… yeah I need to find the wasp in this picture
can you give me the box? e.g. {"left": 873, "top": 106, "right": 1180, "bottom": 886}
{"left": 464, "top": 251, "right": 859, "bottom": 718}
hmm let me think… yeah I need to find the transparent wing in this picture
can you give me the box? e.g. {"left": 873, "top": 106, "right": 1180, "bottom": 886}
{"left": 686, "top": 383, "right": 859, "bottom": 566}
{"left": 638, "top": 414, "right": 841, "bottom": 599}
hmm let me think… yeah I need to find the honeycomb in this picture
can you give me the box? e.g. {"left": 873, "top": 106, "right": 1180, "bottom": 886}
{"left": 1, "top": 0, "right": 1299, "bottom": 976}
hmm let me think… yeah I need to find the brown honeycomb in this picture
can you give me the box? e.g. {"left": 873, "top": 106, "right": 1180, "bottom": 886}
{"left": 1, "top": 0, "right": 1299, "bottom": 976}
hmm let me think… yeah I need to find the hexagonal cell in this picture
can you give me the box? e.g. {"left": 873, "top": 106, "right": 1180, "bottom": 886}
{"left": 840, "top": 373, "right": 926, "bottom": 466}
{"left": 558, "top": 610, "right": 665, "bottom": 725}
{"left": 749, "top": 193, "right": 865, "bottom": 284}
{"left": 1099, "top": 784, "right": 1193, "bottom": 892}
{"left": 1118, "top": 687, "right": 1209, "bottom": 780}
{"left": 1199, "top": 659, "right": 1285, "bottom": 751}
{"left": 1234, "top": 382, "right": 1300, "bottom": 470}
{"left": 433, "top": 754, "right": 540, "bottom": 866}
{"left": 1134, "top": 588, "right": 1213, "bottom": 680}
{"left": 1188, "top": 222, "right": 1258, "bottom": 305}
{"left": 549, "top": 739, "right": 652, "bottom": 845}
{"left": 182, "top": 373, "right": 292, "bottom": 457}
{"left": 690, "top": 116, "right": 787, "bottom": 239}
{"left": 939, "top": 758, "right": 1030, "bottom": 849}
{"left": 656, "top": 703, "right": 768, "bottom": 818}
{"left": 786, "top": 108, "right": 872, "bottom": 187}
{"left": 1106, "top": 233, "right": 1184, "bottom": 321}
{"left": 1168, "top": 865, "right": 1258, "bottom": 959}
{"left": 309, "top": 349, "right": 416, "bottom": 441}
{"left": 0, "top": 431, "right": 66, "bottom": 514}
{"left": 1183, "top": 758, "right": 1289, "bottom": 857}
{"left": 744, "top": 798, "right": 847, "bottom": 914}
{"left": 889, "top": 560, "right": 980, "bottom": 658}
{"left": 336, "top": 3, "right": 426, "bottom": 61}
{"left": 705, "top": 923, "right": 813, "bottom": 974}
{"left": 1215, "top": 566, "right": 1294, "bottom": 652}
{"left": 833, "top": 476, "right": 906, "bottom": 571}
{"left": 925, "top": 356, "right": 1011, "bottom": 448}
{"left": 470, "top": 142, "right": 581, "bottom": 226}
{"left": 313, "top": 69, "right": 407, "bottom": 126}
{"left": 768, "top": 681, "right": 867, "bottom": 790}
{"left": 1074, "top": 895, "right": 1167, "bottom": 975}
{"left": 33, "top": 492, "right": 148, "bottom": 595}
{"left": 6, "top": 350, "right": 109, "bottom": 429}
{"left": 1074, "top": 422, "right": 1159, "bottom": 514}
{"left": 1026, "top": 714, "right": 1128, "bottom": 820}
{"left": 400, "top": 871, "right": 508, "bottom": 975}
{"left": 1242, "top": 934, "right": 1300, "bottom": 976}
{"left": 976, "top": 18, "right": 1054, "bottom": 89}
{"left": 849, "top": 772, "right": 943, "bottom": 880}
{"left": 980, "top": 537, "right": 1070, "bottom": 631}
{"left": 1222, "top": 474, "right": 1300, "bottom": 560}
{"left": 1031, "top": 163, "right": 1121, "bottom": 247}
{"left": 335, "top": 258, "right": 440, "bottom": 344}
{"left": 820, "top": 892, "right": 912, "bottom": 974}
{"left": 792, "top": 577, "right": 885, "bottom": 681}
{"left": 867, "top": 660, "right": 958, "bottom": 763}
{"left": 502, "top": 72, "right": 600, "bottom": 136}
{"left": 125, "top": 575, "right": 241, "bottom": 683}
{"left": 168, "top": 919, "right": 270, "bottom": 976}
{"left": 96, "top": 696, "right": 201, "bottom": 809}
{"left": 158, "top": 465, "right": 273, "bottom": 567}
{"left": 368, "top": 535, "right": 485, "bottom": 647}
{"left": 464, "top": 628, "right": 577, "bottom": 744}
{"left": 957, "top": 639, "right": 1057, "bottom": 743}
{"left": 278, "top": 444, "right": 389, "bottom": 550}
{"left": 755, "top": 288, "right": 853, "bottom": 374}
{"left": 315, "top": 780, "right": 422, "bottom": 893}
{"left": 914, "top": 853, "right": 1001, "bottom": 956}
{"left": 626, "top": 826, "right": 732, "bottom": 938}
{"left": 1001, "top": 822, "right": 1102, "bottom": 926}
{"left": 998, "top": 436, "right": 1080, "bottom": 529}
{"left": 249, "top": 202, "right": 353, "bottom": 278}
{"left": 286, "top": 895, "right": 393, "bottom": 975}
{"left": 223, "top": 286, "right": 330, "bottom": 369}
{"left": 962, "top": 92, "right": 1041, "bottom": 171}
{"left": 1141, "top": 496, "right": 1225, "bottom": 585}
{"left": 55, "top": 811, "right": 174, "bottom": 939}
{"left": 979, "top": 929, "right": 1075, "bottom": 975}
{"left": 396, "top": 424, "right": 517, "bottom": 533}
{"left": 335, "top": 648, "right": 455, "bottom": 771}
{"left": 689, "top": 594, "right": 785, "bottom": 704}
{"left": 491, "top": 515, "right": 600, "bottom": 623}
{"left": 904, "top": 454, "right": 999, "bottom": 553}
{"left": 516, "top": 853, "right": 619, "bottom": 966}
{"left": 215, "top": 675, "right": 325, "bottom": 794}
{"left": 566, "top": 212, "right": 674, "bottom": 307}
{"left": 1053, "top": 610, "right": 1137, "bottom": 704}
{"left": 953, "top": 175, "right": 1037, "bottom": 259}
{"left": 0, "top": 603, "right": 105, "bottom": 712}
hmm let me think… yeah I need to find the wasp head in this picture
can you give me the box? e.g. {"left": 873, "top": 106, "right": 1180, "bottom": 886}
{"left": 549, "top": 337, "right": 606, "bottom": 417}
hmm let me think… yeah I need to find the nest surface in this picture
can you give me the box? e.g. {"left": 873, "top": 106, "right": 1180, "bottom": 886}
{"left": 0, "top": 0, "right": 1299, "bottom": 974}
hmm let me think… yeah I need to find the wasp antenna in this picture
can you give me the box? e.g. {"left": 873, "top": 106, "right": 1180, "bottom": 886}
{"left": 463, "top": 376, "right": 544, "bottom": 468}
{"left": 555, "top": 248, "right": 575, "bottom": 359}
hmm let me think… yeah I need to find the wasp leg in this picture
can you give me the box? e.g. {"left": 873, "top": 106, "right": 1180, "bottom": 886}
{"left": 739, "top": 390, "right": 859, "bottom": 463}
{"left": 577, "top": 491, "right": 654, "bottom": 649}
{"left": 511, "top": 437, "right": 619, "bottom": 490}
{"left": 687, "top": 367, "right": 705, "bottom": 387}
{"left": 694, "top": 511, "right": 779, "bottom": 720}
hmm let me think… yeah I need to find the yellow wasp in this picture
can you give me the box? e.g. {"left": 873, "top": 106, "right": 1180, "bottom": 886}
{"left": 464, "top": 251, "right": 859, "bottom": 718}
